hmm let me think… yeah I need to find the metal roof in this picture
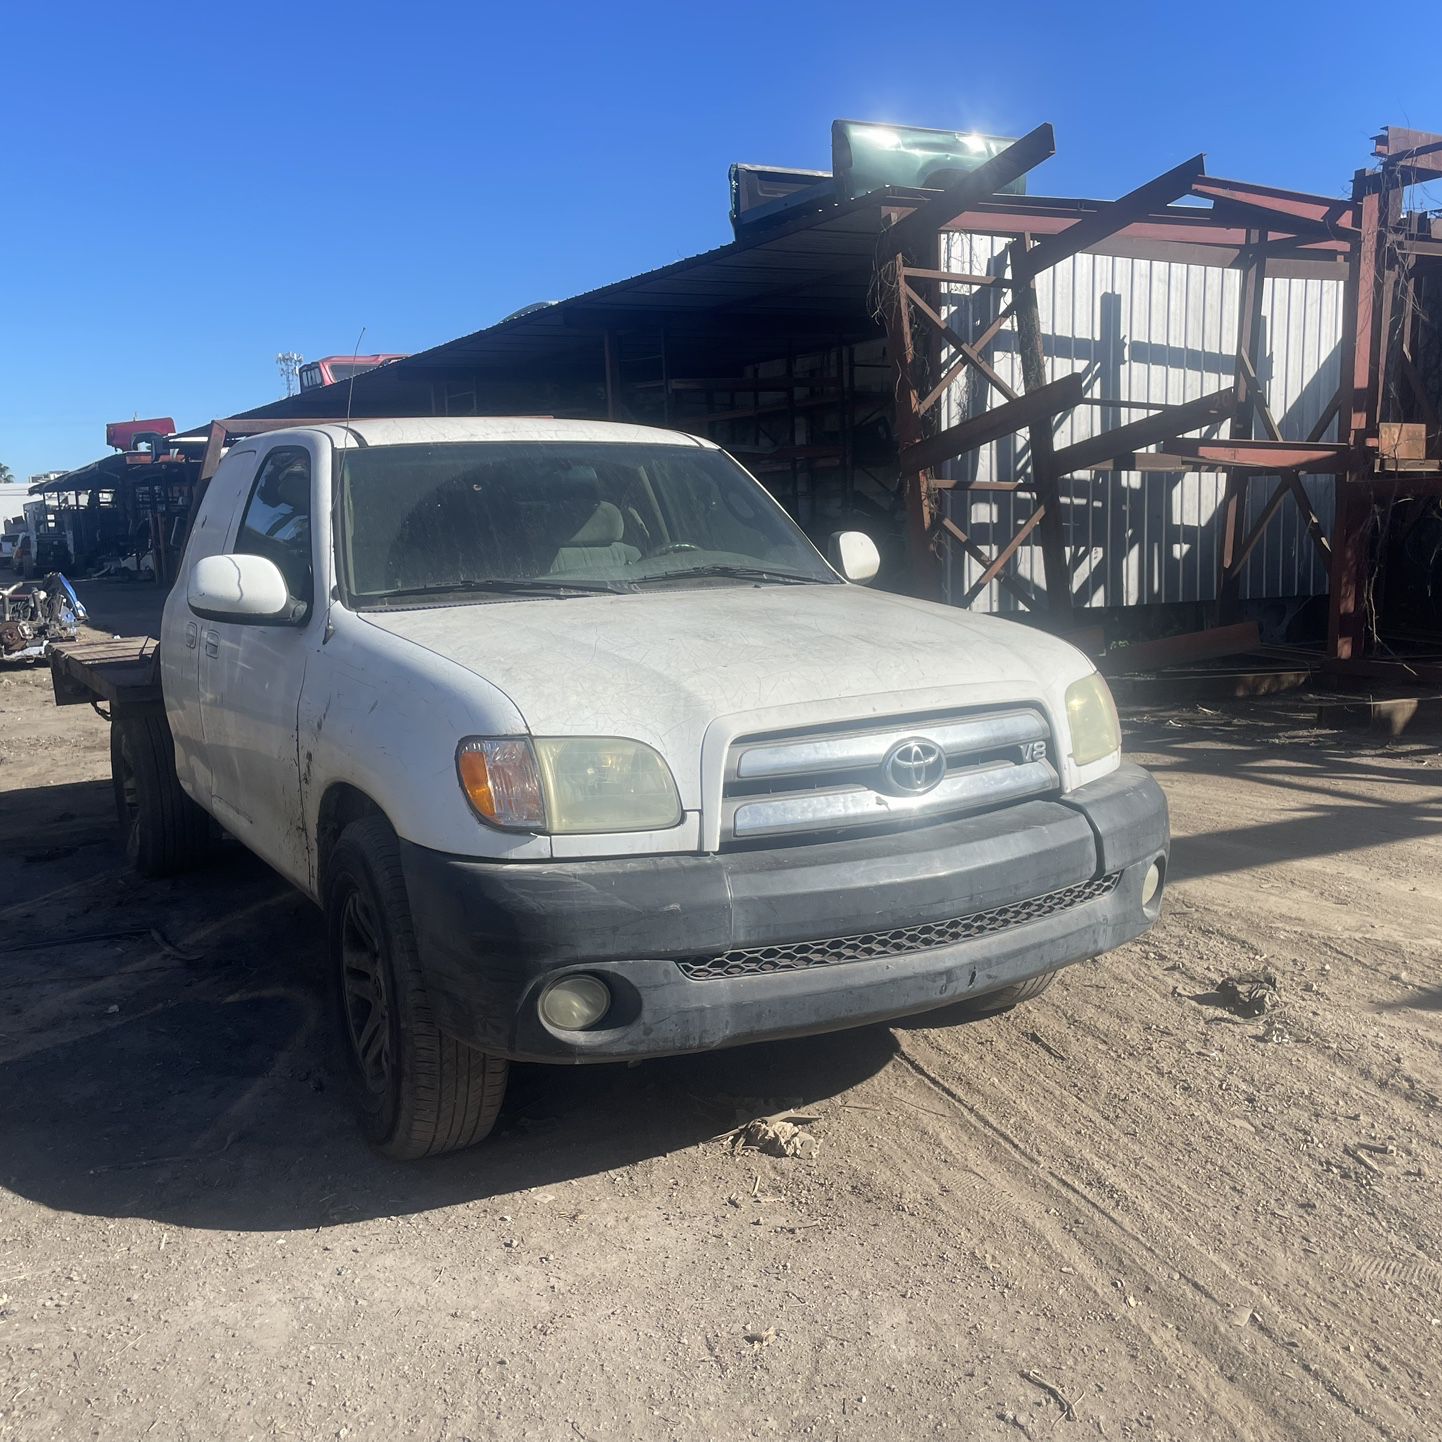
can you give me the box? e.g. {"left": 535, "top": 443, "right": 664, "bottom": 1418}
{"left": 234, "top": 181, "right": 1349, "bottom": 426}
{"left": 29, "top": 452, "right": 188, "bottom": 494}
{"left": 235, "top": 190, "right": 916, "bottom": 421}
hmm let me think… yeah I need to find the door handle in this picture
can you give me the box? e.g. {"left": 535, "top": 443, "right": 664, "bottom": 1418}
{"left": 203, "top": 630, "right": 220, "bottom": 657}
{"left": 185, "top": 621, "right": 198, "bottom": 649}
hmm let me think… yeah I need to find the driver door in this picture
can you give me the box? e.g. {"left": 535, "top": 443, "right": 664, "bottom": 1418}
{"left": 196, "top": 441, "right": 319, "bottom": 885}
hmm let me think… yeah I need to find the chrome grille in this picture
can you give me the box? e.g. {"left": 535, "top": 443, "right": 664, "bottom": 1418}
{"left": 676, "top": 872, "right": 1120, "bottom": 981}
{"left": 722, "top": 705, "right": 1059, "bottom": 844}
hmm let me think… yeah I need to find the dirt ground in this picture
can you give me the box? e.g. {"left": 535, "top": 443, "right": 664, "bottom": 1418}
{"left": 2, "top": 582, "right": 1441, "bottom": 1442}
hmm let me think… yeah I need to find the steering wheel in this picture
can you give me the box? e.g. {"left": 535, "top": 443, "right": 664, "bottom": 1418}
{"left": 649, "top": 542, "right": 700, "bottom": 557}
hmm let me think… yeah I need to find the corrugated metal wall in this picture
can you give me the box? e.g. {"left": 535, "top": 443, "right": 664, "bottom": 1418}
{"left": 939, "top": 233, "right": 1344, "bottom": 611}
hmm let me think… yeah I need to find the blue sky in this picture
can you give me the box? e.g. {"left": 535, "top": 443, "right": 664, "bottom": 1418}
{"left": 3, "top": 0, "right": 1439, "bottom": 483}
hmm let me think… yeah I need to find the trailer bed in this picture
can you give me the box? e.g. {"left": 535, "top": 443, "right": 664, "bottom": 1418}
{"left": 50, "top": 637, "right": 162, "bottom": 715}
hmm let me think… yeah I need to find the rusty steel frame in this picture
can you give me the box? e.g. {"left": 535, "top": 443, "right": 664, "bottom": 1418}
{"left": 1324, "top": 129, "right": 1442, "bottom": 670}
{"left": 876, "top": 121, "right": 1442, "bottom": 675}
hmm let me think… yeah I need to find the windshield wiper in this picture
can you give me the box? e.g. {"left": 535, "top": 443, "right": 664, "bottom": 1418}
{"left": 368, "top": 576, "right": 632, "bottom": 601}
{"left": 632, "top": 564, "right": 828, "bottom": 587}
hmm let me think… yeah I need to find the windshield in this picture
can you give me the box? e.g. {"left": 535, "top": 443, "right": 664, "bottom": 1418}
{"left": 336, "top": 441, "right": 838, "bottom": 604}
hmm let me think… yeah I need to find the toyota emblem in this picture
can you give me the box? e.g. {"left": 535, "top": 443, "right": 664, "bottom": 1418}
{"left": 882, "top": 737, "right": 946, "bottom": 794}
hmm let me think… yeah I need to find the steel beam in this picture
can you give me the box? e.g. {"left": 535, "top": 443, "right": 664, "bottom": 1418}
{"left": 918, "top": 350, "right": 976, "bottom": 419}
{"left": 1009, "top": 238, "right": 1073, "bottom": 618}
{"left": 1372, "top": 126, "right": 1442, "bottom": 181}
{"left": 1191, "top": 177, "right": 1357, "bottom": 234}
{"left": 1327, "top": 169, "right": 1404, "bottom": 665}
{"left": 1224, "top": 479, "right": 1292, "bottom": 577}
{"left": 894, "top": 268, "right": 1008, "bottom": 289}
{"left": 1171, "top": 439, "right": 1352, "bottom": 472}
{"left": 1305, "top": 382, "right": 1344, "bottom": 446}
{"left": 562, "top": 307, "right": 871, "bottom": 343}
{"left": 1052, "top": 387, "right": 1235, "bottom": 476}
{"left": 1285, "top": 474, "right": 1332, "bottom": 561}
{"left": 958, "top": 505, "right": 1047, "bottom": 606}
{"left": 603, "top": 331, "right": 621, "bottom": 420}
{"left": 938, "top": 515, "right": 1039, "bottom": 609}
{"left": 1216, "top": 237, "right": 1268, "bottom": 615}
{"left": 1012, "top": 156, "right": 1207, "bottom": 285}
{"left": 1098, "top": 622, "right": 1262, "bottom": 676}
{"left": 936, "top": 202, "right": 1349, "bottom": 261}
{"left": 883, "top": 260, "right": 943, "bottom": 600}
{"left": 902, "top": 277, "right": 1019, "bottom": 402}
{"left": 882, "top": 123, "right": 1056, "bottom": 261}
{"left": 898, "top": 373, "right": 1085, "bottom": 478}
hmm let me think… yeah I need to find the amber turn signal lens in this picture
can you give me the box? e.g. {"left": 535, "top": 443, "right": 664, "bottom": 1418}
{"left": 456, "top": 738, "right": 545, "bottom": 830}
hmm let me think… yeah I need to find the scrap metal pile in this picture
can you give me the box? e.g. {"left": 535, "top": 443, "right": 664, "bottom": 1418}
{"left": 0, "top": 574, "right": 87, "bottom": 662}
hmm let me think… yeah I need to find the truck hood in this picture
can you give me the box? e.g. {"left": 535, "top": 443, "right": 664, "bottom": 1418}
{"left": 361, "top": 584, "right": 1091, "bottom": 802}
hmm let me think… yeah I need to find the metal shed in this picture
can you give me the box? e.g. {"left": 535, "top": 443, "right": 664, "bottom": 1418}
{"left": 218, "top": 119, "right": 1442, "bottom": 678}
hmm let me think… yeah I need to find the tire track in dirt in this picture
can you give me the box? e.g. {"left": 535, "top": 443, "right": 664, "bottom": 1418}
{"left": 923, "top": 959, "right": 1442, "bottom": 1374}
{"left": 872, "top": 1031, "right": 1421, "bottom": 1440}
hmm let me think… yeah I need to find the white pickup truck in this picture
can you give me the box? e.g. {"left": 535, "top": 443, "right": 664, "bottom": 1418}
{"left": 53, "top": 418, "right": 1168, "bottom": 1158}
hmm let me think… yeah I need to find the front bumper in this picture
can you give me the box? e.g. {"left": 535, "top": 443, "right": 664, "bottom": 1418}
{"left": 401, "top": 761, "right": 1169, "bottom": 1063}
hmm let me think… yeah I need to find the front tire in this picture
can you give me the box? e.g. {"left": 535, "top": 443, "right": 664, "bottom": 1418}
{"left": 326, "top": 816, "right": 508, "bottom": 1159}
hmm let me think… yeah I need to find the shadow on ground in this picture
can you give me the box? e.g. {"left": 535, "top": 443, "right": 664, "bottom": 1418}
{"left": 1125, "top": 712, "right": 1442, "bottom": 881}
{"left": 1377, "top": 984, "right": 1442, "bottom": 1013}
{"left": 0, "top": 780, "right": 896, "bottom": 1232}
{"left": 15, "top": 697, "right": 1428, "bottom": 1231}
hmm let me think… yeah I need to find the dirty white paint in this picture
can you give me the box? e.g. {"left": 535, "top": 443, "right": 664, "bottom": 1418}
{"left": 939, "top": 233, "right": 1345, "bottom": 611}
{"left": 162, "top": 417, "right": 1108, "bottom": 871}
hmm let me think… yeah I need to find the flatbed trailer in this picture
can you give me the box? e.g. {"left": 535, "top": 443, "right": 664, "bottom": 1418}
{"left": 50, "top": 637, "right": 163, "bottom": 716}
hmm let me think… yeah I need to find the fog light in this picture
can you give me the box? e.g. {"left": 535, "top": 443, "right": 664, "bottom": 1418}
{"left": 1142, "top": 860, "right": 1163, "bottom": 908}
{"left": 539, "top": 975, "right": 611, "bottom": 1031}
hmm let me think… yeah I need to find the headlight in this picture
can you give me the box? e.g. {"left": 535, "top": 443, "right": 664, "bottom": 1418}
{"left": 457, "top": 736, "right": 682, "bottom": 833}
{"left": 1064, "top": 672, "right": 1121, "bottom": 766}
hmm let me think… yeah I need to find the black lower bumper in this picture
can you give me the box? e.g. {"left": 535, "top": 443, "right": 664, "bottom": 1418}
{"left": 401, "top": 762, "right": 1169, "bottom": 1063}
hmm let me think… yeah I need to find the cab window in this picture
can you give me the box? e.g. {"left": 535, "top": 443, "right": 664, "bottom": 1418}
{"left": 235, "top": 447, "right": 313, "bottom": 606}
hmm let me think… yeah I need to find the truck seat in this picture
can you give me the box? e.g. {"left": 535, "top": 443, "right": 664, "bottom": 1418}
{"left": 549, "top": 501, "right": 639, "bottom": 573}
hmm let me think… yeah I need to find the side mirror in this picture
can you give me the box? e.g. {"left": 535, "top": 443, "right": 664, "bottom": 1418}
{"left": 827, "top": 530, "right": 880, "bottom": 585}
{"left": 188, "top": 553, "right": 303, "bottom": 625}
